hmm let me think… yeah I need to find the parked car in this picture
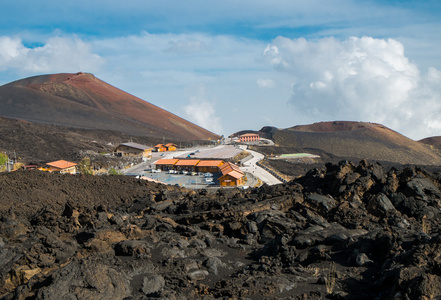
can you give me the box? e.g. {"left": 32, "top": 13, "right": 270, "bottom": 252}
{"left": 205, "top": 177, "right": 213, "bottom": 183}
{"left": 204, "top": 173, "right": 213, "bottom": 177}
{"left": 182, "top": 170, "right": 189, "bottom": 175}
{"left": 191, "top": 172, "right": 198, "bottom": 176}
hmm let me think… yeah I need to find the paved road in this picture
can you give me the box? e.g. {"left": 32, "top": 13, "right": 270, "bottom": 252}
{"left": 239, "top": 147, "right": 282, "bottom": 185}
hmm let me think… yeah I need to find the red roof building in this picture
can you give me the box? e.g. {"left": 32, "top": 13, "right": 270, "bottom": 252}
{"left": 174, "top": 159, "right": 200, "bottom": 172}
{"left": 165, "top": 143, "right": 177, "bottom": 151}
{"left": 239, "top": 133, "right": 260, "bottom": 143}
{"left": 196, "top": 160, "right": 224, "bottom": 173}
{"left": 219, "top": 162, "right": 244, "bottom": 186}
{"left": 154, "top": 144, "right": 167, "bottom": 152}
{"left": 40, "top": 160, "right": 78, "bottom": 174}
{"left": 154, "top": 158, "right": 179, "bottom": 171}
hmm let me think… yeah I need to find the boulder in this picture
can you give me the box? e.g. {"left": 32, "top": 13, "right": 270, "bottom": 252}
{"left": 141, "top": 274, "right": 165, "bottom": 296}
{"left": 114, "top": 240, "right": 151, "bottom": 257}
{"left": 304, "top": 193, "right": 336, "bottom": 215}
{"left": 367, "top": 193, "right": 395, "bottom": 217}
{"left": 36, "top": 260, "right": 130, "bottom": 300}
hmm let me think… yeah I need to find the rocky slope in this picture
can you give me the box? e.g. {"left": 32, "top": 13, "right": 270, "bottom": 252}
{"left": 251, "top": 121, "right": 441, "bottom": 166}
{"left": 0, "top": 116, "right": 165, "bottom": 164}
{"left": 0, "top": 72, "right": 219, "bottom": 141}
{"left": 420, "top": 136, "right": 441, "bottom": 154}
{"left": 2, "top": 160, "right": 441, "bottom": 299}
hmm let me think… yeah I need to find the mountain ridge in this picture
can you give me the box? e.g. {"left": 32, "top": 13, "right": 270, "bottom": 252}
{"left": 0, "top": 72, "right": 219, "bottom": 141}
{"left": 246, "top": 121, "right": 441, "bottom": 166}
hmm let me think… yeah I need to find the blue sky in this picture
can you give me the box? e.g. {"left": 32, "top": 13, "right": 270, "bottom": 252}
{"left": 1, "top": 0, "right": 441, "bottom": 139}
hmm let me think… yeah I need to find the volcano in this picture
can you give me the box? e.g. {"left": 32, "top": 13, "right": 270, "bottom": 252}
{"left": 0, "top": 72, "right": 219, "bottom": 141}
{"left": 251, "top": 121, "right": 441, "bottom": 166}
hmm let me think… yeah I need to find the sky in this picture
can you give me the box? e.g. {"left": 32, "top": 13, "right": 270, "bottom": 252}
{"left": 1, "top": 1, "right": 441, "bottom": 140}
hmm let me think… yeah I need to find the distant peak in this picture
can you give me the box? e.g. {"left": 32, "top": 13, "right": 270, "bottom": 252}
{"left": 74, "top": 72, "right": 95, "bottom": 78}
{"left": 288, "top": 121, "right": 383, "bottom": 133}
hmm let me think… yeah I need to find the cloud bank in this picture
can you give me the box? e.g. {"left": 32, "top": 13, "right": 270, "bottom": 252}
{"left": 0, "top": 36, "right": 104, "bottom": 74}
{"left": 264, "top": 36, "right": 441, "bottom": 139}
{"left": 0, "top": 31, "right": 440, "bottom": 140}
{"left": 183, "top": 85, "right": 223, "bottom": 134}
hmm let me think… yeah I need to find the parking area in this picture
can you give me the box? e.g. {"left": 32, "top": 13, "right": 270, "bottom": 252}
{"left": 136, "top": 169, "right": 220, "bottom": 188}
{"left": 122, "top": 144, "right": 259, "bottom": 188}
{"left": 174, "top": 145, "right": 243, "bottom": 160}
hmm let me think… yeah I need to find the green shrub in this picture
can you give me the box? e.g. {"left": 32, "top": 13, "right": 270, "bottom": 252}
{"left": 108, "top": 168, "right": 122, "bottom": 175}
{"left": 0, "top": 152, "right": 7, "bottom": 166}
{"left": 79, "top": 157, "right": 93, "bottom": 175}
{"left": 0, "top": 152, "right": 8, "bottom": 172}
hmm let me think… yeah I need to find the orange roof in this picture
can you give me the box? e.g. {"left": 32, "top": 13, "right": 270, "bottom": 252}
{"left": 46, "top": 160, "right": 77, "bottom": 169}
{"left": 220, "top": 170, "right": 244, "bottom": 180}
{"left": 220, "top": 162, "right": 243, "bottom": 176}
{"left": 165, "top": 143, "right": 177, "bottom": 147}
{"left": 155, "top": 144, "right": 165, "bottom": 148}
{"left": 175, "top": 159, "right": 200, "bottom": 166}
{"left": 154, "top": 158, "right": 179, "bottom": 165}
{"left": 196, "top": 160, "right": 224, "bottom": 167}
{"left": 240, "top": 133, "right": 259, "bottom": 137}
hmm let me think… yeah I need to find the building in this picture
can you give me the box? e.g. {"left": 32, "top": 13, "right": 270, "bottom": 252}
{"left": 196, "top": 160, "right": 224, "bottom": 173}
{"left": 239, "top": 133, "right": 260, "bottom": 143}
{"left": 114, "top": 142, "right": 152, "bottom": 159}
{"left": 219, "top": 162, "right": 244, "bottom": 186}
{"left": 154, "top": 144, "right": 167, "bottom": 152}
{"left": 154, "top": 158, "right": 179, "bottom": 171}
{"left": 165, "top": 143, "right": 177, "bottom": 151}
{"left": 40, "top": 160, "right": 77, "bottom": 174}
{"left": 174, "top": 159, "right": 200, "bottom": 172}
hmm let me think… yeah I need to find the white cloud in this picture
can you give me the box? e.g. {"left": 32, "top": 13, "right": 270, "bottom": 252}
{"left": 264, "top": 36, "right": 441, "bottom": 139}
{"left": 163, "top": 38, "right": 211, "bottom": 54}
{"left": 257, "top": 78, "right": 275, "bottom": 88}
{"left": 2, "top": 30, "right": 440, "bottom": 140}
{"left": 183, "top": 85, "right": 223, "bottom": 134}
{"left": 0, "top": 35, "right": 104, "bottom": 75}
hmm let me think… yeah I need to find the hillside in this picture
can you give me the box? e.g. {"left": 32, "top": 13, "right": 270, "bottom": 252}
{"left": 0, "top": 72, "right": 219, "bottom": 141}
{"left": 253, "top": 121, "right": 441, "bottom": 166}
{"left": 419, "top": 136, "right": 441, "bottom": 153}
{"left": 0, "top": 116, "right": 166, "bottom": 164}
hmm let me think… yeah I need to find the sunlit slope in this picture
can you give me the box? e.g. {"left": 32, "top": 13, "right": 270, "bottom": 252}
{"left": 272, "top": 121, "right": 441, "bottom": 165}
{"left": 0, "top": 72, "right": 219, "bottom": 140}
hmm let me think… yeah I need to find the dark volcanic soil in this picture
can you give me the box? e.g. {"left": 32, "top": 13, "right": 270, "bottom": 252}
{"left": 2, "top": 160, "right": 441, "bottom": 299}
{"left": 0, "top": 116, "right": 162, "bottom": 165}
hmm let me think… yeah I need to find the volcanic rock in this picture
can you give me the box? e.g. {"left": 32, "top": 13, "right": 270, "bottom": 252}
{"left": 1, "top": 160, "right": 441, "bottom": 299}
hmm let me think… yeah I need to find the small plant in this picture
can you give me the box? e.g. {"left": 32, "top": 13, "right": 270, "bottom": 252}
{"left": 108, "top": 168, "right": 122, "bottom": 175}
{"left": 0, "top": 152, "right": 7, "bottom": 165}
{"left": 326, "top": 262, "right": 336, "bottom": 294}
{"left": 0, "top": 152, "right": 8, "bottom": 171}
{"left": 79, "top": 157, "right": 93, "bottom": 175}
{"left": 422, "top": 215, "right": 430, "bottom": 234}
